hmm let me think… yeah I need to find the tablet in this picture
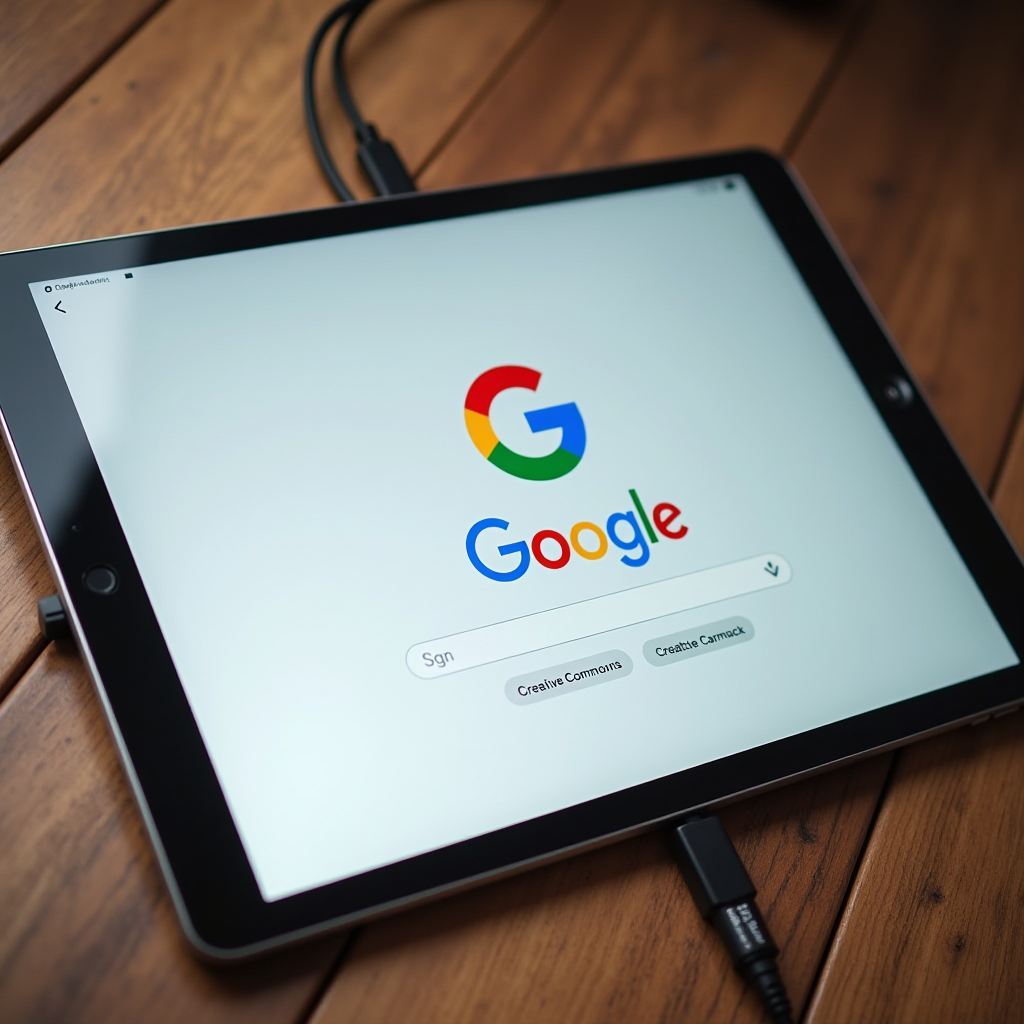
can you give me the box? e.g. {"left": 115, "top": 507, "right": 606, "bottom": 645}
{"left": 1, "top": 151, "right": 1021, "bottom": 958}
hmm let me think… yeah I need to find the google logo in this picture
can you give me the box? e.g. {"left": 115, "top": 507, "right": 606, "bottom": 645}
{"left": 467, "top": 489, "right": 689, "bottom": 582}
{"left": 464, "top": 365, "right": 586, "bottom": 480}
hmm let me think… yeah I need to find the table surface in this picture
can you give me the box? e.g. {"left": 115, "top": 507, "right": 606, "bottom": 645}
{"left": 1, "top": 0, "right": 1023, "bottom": 1021}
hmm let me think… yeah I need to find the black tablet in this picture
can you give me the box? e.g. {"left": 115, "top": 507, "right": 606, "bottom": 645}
{"left": 1, "top": 151, "right": 1021, "bottom": 958}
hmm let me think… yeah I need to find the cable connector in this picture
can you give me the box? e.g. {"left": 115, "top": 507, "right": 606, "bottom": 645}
{"left": 38, "top": 594, "right": 70, "bottom": 641}
{"left": 303, "top": 0, "right": 417, "bottom": 202}
{"left": 670, "top": 816, "right": 793, "bottom": 1024}
{"left": 356, "top": 123, "right": 416, "bottom": 196}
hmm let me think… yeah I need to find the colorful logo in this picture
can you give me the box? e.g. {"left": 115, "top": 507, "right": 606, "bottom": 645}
{"left": 466, "top": 489, "right": 689, "bottom": 582}
{"left": 464, "top": 365, "right": 586, "bottom": 480}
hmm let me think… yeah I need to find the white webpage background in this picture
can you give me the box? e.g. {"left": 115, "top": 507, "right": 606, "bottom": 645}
{"left": 31, "top": 180, "right": 1017, "bottom": 901}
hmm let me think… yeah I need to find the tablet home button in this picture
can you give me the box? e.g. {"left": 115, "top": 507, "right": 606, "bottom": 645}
{"left": 83, "top": 564, "right": 119, "bottom": 596}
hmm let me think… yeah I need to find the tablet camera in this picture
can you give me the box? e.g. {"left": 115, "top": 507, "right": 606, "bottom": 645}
{"left": 83, "top": 564, "right": 119, "bottom": 596}
{"left": 877, "top": 374, "right": 914, "bottom": 408}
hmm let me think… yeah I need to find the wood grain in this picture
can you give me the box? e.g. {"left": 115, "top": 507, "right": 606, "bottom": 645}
{"left": 796, "top": 2, "right": 1024, "bottom": 1017}
{"left": 790, "top": 0, "right": 1024, "bottom": 489}
{"left": 0, "top": 447, "right": 52, "bottom": 700}
{"left": 805, "top": 711, "right": 1024, "bottom": 1024}
{"left": 994, "top": 415, "right": 1024, "bottom": 551}
{"left": 311, "top": 758, "right": 890, "bottom": 1024}
{"left": 0, "top": 643, "right": 343, "bottom": 1024}
{"left": 420, "top": 0, "right": 865, "bottom": 187}
{"left": 0, "top": 0, "right": 548, "bottom": 253}
{"left": 0, "top": 0, "right": 166, "bottom": 162}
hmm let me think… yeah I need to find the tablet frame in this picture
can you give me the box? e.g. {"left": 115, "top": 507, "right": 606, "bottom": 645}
{"left": 1, "top": 150, "right": 1022, "bottom": 959}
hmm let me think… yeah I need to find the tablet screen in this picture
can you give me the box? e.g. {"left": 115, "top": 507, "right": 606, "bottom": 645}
{"left": 29, "top": 176, "right": 1018, "bottom": 902}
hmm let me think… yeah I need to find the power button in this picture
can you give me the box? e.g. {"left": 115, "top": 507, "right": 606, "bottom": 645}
{"left": 83, "top": 565, "right": 119, "bottom": 596}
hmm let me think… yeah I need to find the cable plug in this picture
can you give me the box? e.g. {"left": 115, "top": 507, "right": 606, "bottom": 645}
{"left": 38, "top": 594, "right": 70, "bottom": 641}
{"left": 356, "top": 123, "right": 416, "bottom": 196}
{"left": 670, "top": 816, "right": 793, "bottom": 1024}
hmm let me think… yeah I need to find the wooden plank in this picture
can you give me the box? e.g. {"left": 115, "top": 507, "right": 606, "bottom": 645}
{"left": 420, "top": 0, "right": 864, "bottom": 187}
{"left": 805, "top": 707, "right": 1024, "bottom": 1023}
{"left": 0, "top": 0, "right": 548, "bottom": 253}
{"left": 310, "top": 758, "right": 890, "bottom": 1024}
{"left": 0, "top": 0, "right": 166, "bottom": 162}
{"left": 0, "top": 643, "right": 343, "bottom": 1024}
{"left": 797, "top": 0, "right": 1024, "bottom": 1014}
{"left": 995, "top": 418, "right": 1024, "bottom": 550}
{"left": 790, "top": 0, "right": 1024, "bottom": 489}
{"left": 0, "top": 447, "right": 52, "bottom": 700}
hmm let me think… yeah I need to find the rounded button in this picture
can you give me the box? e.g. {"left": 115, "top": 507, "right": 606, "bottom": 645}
{"left": 83, "top": 564, "right": 119, "bottom": 596}
{"left": 876, "top": 373, "right": 914, "bottom": 408}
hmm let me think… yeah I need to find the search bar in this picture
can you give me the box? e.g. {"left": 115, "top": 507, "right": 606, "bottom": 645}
{"left": 407, "top": 553, "right": 791, "bottom": 679}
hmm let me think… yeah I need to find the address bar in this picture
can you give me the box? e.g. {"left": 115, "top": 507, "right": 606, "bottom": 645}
{"left": 407, "top": 553, "right": 791, "bottom": 679}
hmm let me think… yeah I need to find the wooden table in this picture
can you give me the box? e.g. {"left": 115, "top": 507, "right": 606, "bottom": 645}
{"left": 2, "top": 1, "right": 1023, "bottom": 1020}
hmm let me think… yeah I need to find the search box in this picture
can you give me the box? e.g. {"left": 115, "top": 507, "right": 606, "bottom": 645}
{"left": 407, "top": 553, "right": 791, "bottom": 679}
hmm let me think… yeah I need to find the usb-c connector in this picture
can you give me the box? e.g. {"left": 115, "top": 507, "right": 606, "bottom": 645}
{"left": 356, "top": 123, "right": 416, "bottom": 196}
{"left": 670, "top": 816, "right": 794, "bottom": 1024}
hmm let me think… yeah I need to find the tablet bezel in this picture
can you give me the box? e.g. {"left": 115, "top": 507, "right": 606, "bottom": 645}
{"left": 1, "top": 150, "right": 1022, "bottom": 958}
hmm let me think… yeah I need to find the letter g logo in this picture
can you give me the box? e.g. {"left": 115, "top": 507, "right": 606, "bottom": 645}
{"left": 466, "top": 518, "right": 530, "bottom": 582}
{"left": 464, "top": 365, "right": 586, "bottom": 481}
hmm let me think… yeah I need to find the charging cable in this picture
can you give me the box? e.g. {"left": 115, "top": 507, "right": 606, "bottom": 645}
{"left": 303, "top": 9, "right": 796, "bottom": 1016}
{"left": 303, "top": 0, "right": 416, "bottom": 201}
{"left": 671, "top": 815, "right": 794, "bottom": 1023}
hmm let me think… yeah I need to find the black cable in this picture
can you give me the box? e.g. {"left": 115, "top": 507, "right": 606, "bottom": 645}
{"left": 303, "top": 0, "right": 416, "bottom": 202}
{"left": 670, "top": 816, "right": 794, "bottom": 1024}
{"left": 303, "top": 1, "right": 361, "bottom": 202}
{"left": 330, "top": 0, "right": 375, "bottom": 141}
